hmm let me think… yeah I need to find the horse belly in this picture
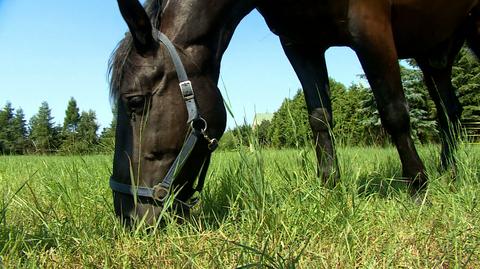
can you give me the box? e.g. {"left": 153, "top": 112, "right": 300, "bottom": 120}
{"left": 257, "top": 0, "right": 351, "bottom": 46}
{"left": 258, "top": 0, "right": 477, "bottom": 54}
{"left": 391, "top": 0, "right": 478, "bottom": 57}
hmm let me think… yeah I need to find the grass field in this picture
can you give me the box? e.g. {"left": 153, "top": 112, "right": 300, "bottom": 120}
{"left": 0, "top": 144, "right": 479, "bottom": 268}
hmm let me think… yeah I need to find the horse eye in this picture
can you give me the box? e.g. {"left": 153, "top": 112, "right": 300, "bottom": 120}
{"left": 126, "top": 95, "right": 147, "bottom": 113}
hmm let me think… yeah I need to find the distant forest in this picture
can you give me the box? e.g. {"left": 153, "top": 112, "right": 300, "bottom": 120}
{"left": 1, "top": 48, "right": 479, "bottom": 155}
{"left": 0, "top": 98, "right": 115, "bottom": 155}
{"left": 222, "top": 48, "right": 480, "bottom": 149}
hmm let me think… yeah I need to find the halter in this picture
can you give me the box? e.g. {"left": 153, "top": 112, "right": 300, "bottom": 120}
{"left": 109, "top": 29, "right": 219, "bottom": 208}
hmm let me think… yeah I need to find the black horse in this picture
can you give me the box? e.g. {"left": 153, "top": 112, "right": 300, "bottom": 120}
{"left": 109, "top": 0, "right": 480, "bottom": 224}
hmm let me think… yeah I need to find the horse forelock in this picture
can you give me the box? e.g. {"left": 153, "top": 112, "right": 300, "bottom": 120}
{"left": 108, "top": 0, "right": 164, "bottom": 101}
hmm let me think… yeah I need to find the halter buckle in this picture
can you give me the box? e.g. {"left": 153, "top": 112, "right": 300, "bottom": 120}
{"left": 179, "top": 81, "right": 194, "bottom": 100}
{"left": 152, "top": 185, "right": 169, "bottom": 201}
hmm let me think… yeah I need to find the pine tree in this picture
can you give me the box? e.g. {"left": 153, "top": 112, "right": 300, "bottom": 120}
{"left": 268, "top": 98, "right": 289, "bottom": 147}
{"left": 230, "top": 122, "right": 253, "bottom": 147}
{"left": 0, "top": 102, "right": 15, "bottom": 154}
{"left": 352, "top": 65, "right": 438, "bottom": 146}
{"left": 76, "top": 110, "right": 99, "bottom": 154}
{"left": 356, "top": 83, "right": 388, "bottom": 146}
{"left": 11, "top": 108, "right": 28, "bottom": 154}
{"left": 60, "top": 98, "right": 81, "bottom": 153}
{"left": 268, "top": 90, "right": 311, "bottom": 148}
{"left": 29, "top": 102, "right": 56, "bottom": 154}
{"left": 268, "top": 80, "right": 351, "bottom": 148}
{"left": 452, "top": 47, "right": 480, "bottom": 122}
{"left": 98, "top": 115, "right": 117, "bottom": 153}
{"left": 254, "top": 120, "right": 271, "bottom": 146}
{"left": 400, "top": 65, "right": 437, "bottom": 143}
{"left": 63, "top": 97, "right": 80, "bottom": 133}
{"left": 219, "top": 130, "right": 237, "bottom": 150}
{"left": 332, "top": 82, "right": 371, "bottom": 145}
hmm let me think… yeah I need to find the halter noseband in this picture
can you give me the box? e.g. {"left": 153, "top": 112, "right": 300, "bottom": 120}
{"left": 109, "top": 29, "right": 218, "bottom": 208}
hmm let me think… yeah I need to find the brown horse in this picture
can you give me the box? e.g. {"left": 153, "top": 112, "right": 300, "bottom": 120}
{"left": 109, "top": 0, "right": 480, "bottom": 224}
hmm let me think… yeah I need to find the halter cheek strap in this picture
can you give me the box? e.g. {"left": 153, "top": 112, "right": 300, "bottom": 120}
{"left": 109, "top": 29, "right": 218, "bottom": 208}
{"left": 154, "top": 30, "right": 198, "bottom": 123}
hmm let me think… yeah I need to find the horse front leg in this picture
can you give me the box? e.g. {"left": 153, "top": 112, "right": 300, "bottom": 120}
{"left": 281, "top": 41, "right": 339, "bottom": 185}
{"left": 350, "top": 7, "right": 427, "bottom": 192}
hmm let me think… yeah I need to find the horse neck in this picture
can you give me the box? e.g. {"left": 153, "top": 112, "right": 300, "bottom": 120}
{"left": 160, "top": 0, "right": 256, "bottom": 80}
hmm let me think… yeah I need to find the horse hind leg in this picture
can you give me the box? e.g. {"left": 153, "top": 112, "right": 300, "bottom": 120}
{"left": 350, "top": 8, "right": 427, "bottom": 192}
{"left": 416, "top": 57, "right": 462, "bottom": 171}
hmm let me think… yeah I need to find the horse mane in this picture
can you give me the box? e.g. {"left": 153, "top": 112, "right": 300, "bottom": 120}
{"left": 108, "top": 0, "right": 164, "bottom": 101}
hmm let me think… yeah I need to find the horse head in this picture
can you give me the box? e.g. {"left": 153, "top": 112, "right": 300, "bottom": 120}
{"left": 109, "top": 0, "right": 231, "bottom": 225}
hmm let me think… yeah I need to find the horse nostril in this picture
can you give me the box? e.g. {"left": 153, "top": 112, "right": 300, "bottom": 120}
{"left": 144, "top": 153, "right": 156, "bottom": 160}
{"left": 144, "top": 151, "right": 169, "bottom": 161}
{"left": 144, "top": 151, "right": 165, "bottom": 161}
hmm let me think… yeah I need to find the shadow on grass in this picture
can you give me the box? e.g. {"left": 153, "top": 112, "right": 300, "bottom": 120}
{"left": 356, "top": 174, "right": 411, "bottom": 198}
{"left": 0, "top": 223, "right": 59, "bottom": 264}
{"left": 193, "top": 169, "right": 239, "bottom": 230}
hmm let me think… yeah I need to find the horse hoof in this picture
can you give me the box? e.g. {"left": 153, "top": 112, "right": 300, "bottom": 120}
{"left": 411, "top": 189, "right": 431, "bottom": 206}
{"left": 404, "top": 170, "right": 428, "bottom": 194}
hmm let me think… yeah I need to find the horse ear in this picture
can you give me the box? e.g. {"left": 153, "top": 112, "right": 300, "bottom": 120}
{"left": 117, "top": 0, "right": 156, "bottom": 55}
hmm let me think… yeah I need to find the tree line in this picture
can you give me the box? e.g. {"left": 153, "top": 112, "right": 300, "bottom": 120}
{"left": 0, "top": 98, "right": 115, "bottom": 155}
{"left": 222, "top": 47, "right": 480, "bottom": 149}
{"left": 1, "top": 48, "right": 479, "bottom": 154}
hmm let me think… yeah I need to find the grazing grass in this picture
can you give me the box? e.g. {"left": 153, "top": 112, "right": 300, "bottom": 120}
{"left": 0, "top": 144, "right": 479, "bottom": 268}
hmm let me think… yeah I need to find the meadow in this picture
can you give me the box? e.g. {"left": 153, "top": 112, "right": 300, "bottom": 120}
{"left": 0, "top": 144, "right": 479, "bottom": 268}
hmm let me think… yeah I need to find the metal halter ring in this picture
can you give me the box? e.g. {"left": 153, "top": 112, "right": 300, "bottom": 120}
{"left": 152, "top": 185, "right": 169, "bottom": 201}
{"left": 190, "top": 118, "right": 219, "bottom": 151}
{"left": 191, "top": 117, "right": 208, "bottom": 132}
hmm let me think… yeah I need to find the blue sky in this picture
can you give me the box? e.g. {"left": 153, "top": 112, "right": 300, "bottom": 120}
{"left": 0, "top": 1, "right": 364, "bottom": 130}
